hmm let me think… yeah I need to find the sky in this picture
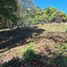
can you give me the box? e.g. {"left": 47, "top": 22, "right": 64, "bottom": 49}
{"left": 34, "top": 0, "right": 67, "bottom": 13}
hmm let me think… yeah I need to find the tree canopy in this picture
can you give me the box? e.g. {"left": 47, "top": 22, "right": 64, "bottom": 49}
{"left": 0, "top": 0, "right": 19, "bottom": 29}
{"left": 29, "top": 7, "right": 67, "bottom": 24}
{"left": 0, "top": 0, "right": 34, "bottom": 29}
{"left": 0, "top": 0, "right": 67, "bottom": 29}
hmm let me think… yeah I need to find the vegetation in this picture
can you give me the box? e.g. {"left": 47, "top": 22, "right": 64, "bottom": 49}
{"left": 37, "top": 23, "right": 67, "bottom": 32}
{"left": 28, "top": 7, "right": 67, "bottom": 24}
{"left": 0, "top": 0, "right": 67, "bottom": 67}
{"left": 0, "top": 0, "right": 19, "bottom": 29}
{"left": 0, "top": 0, "right": 67, "bottom": 29}
{"left": 0, "top": 0, "right": 34, "bottom": 29}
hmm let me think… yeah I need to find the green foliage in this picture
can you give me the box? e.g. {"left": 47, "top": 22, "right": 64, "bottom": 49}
{"left": 0, "top": 0, "right": 19, "bottom": 29}
{"left": 17, "top": 0, "right": 35, "bottom": 27}
{"left": 1, "top": 49, "right": 45, "bottom": 67}
{"left": 50, "top": 44, "right": 67, "bottom": 67}
{"left": 0, "top": 0, "right": 35, "bottom": 29}
{"left": 51, "top": 55, "right": 67, "bottom": 67}
{"left": 23, "top": 49, "right": 41, "bottom": 62}
{"left": 29, "top": 7, "right": 67, "bottom": 24}
{"left": 22, "top": 49, "right": 50, "bottom": 67}
{"left": 1, "top": 0, "right": 67, "bottom": 29}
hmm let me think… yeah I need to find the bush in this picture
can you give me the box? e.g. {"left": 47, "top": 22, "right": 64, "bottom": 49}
{"left": 51, "top": 55, "right": 67, "bottom": 67}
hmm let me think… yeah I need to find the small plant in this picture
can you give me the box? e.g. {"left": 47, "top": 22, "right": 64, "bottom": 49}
{"left": 51, "top": 55, "right": 67, "bottom": 67}
{"left": 23, "top": 49, "right": 41, "bottom": 62}
{"left": 50, "top": 44, "right": 67, "bottom": 67}
{"left": 23, "top": 49, "right": 50, "bottom": 67}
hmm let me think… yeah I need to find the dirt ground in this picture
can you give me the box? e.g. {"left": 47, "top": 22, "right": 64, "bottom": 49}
{"left": 0, "top": 32, "right": 67, "bottom": 64}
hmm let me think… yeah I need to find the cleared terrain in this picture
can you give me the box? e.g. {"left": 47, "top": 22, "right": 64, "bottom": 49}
{"left": 37, "top": 23, "right": 67, "bottom": 32}
{"left": 0, "top": 23, "right": 67, "bottom": 67}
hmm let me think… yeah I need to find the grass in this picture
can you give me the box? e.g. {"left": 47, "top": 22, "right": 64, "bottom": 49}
{"left": 0, "top": 42, "right": 36, "bottom": 63}
{"left": 37, "top": 23, "right": 67, "bottom": 32}
{"left": 50, "top": 43, "right": 67, "bottom": 67}
{"left": 0, "top": 23, "right": 67, "bottom": 67}
{"left": 0, "top": 23, "right": 67, "bottom": 32}
{"left": 1, "top": 43, "right": 67, "bottom": 67}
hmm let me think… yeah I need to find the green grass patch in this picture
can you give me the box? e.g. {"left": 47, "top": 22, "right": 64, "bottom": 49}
{"left": 38, "top": 23, "right": 67, "bottom": 32}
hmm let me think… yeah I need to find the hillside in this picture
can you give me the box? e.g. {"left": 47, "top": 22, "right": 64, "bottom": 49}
{"left": 0, "top": 0, "right": 67, "bottom": 66}
{"left": 0, "top": 24, "right": 67, "bottom": 67}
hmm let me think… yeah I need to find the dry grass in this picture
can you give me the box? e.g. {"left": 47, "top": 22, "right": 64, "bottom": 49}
{"left": 0, "top": 23, "right": 67, "bottom": 67}
{"left": 37, "top": 23, "right": 67, "bottom": 32}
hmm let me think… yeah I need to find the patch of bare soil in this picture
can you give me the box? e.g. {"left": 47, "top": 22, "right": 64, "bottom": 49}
{"left": 44, "top": 32, "right": 67, "bottom": 43}
{"left": 34, "top": 37, "right": 55, "bottom": 57}
{"left": 34, "top": 32, "right": 67, "bottom": 57}
{"left": 0, "top": 45, "right": 27, "bottom": 63}
{"left": 0, "top": 32, "right": 67, "bottom": 64}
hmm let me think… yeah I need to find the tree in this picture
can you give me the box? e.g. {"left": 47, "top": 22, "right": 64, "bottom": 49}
{"left": 0, "top": 0, "right": 19, "bottom": 29}
{"left": 0, "top": 0, "right": 35, "bottom": 29}
{"left": 0, "top": 0, "right": 18, "bottom": 27}
{"left": 30, "top": 7, "right": 67, "bottom": 24}
{"left": 17, "top": 0, "right": 35, "bottom": 27}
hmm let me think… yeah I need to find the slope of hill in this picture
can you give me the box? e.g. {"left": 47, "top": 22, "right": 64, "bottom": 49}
{"left": 0, "top": 25, "right": 67, "bottom": 67}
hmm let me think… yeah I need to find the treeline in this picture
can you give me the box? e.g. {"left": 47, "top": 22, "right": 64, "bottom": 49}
{"left": 29, "top": 7, "right": 67, "bottom": 24}
{"left": 0, "top": 0, "right": 67, "bottom": 29}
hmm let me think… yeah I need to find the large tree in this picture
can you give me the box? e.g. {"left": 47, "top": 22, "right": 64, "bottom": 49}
{"left": 0, "top": 0, "right": 34, "bottom": 29}
{"left": 0, "top": 0, "right": 19, "bottom": 29}
{"left": 17, "top": 0, "right": 35, "bottom": 27}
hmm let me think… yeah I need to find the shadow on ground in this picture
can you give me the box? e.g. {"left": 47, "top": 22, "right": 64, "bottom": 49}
{"left": 1, "top": 49, "right": 67, "bottom": 67}
{"left": 0, "top": 49, "right": 51, "bottom": 67}
{"left": 0, "top": 26, "right": 45, "bottom": 52}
